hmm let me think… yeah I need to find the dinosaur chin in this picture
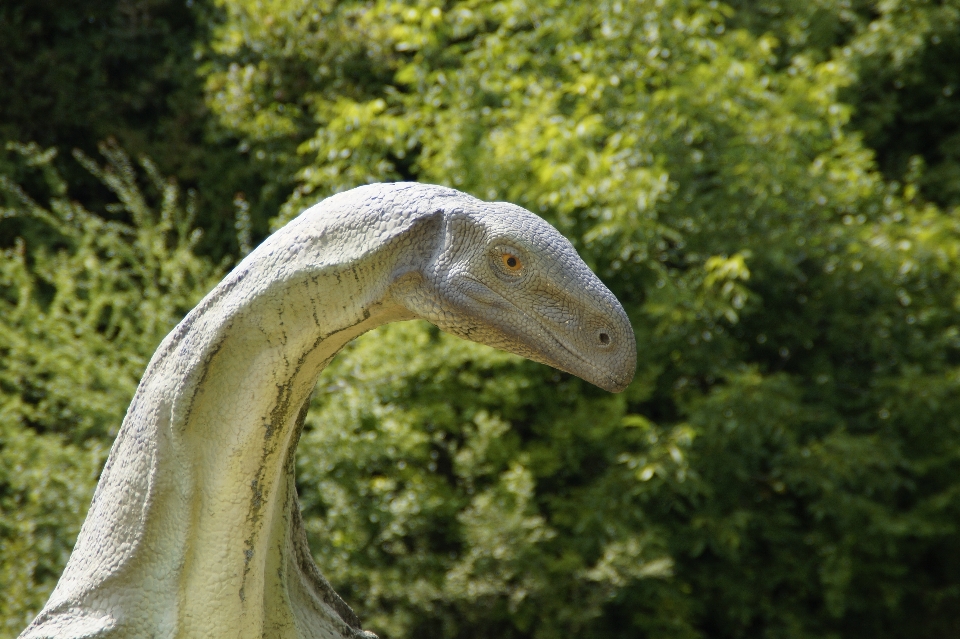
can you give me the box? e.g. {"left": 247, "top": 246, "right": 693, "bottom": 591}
{"left": 21, "top": 182, "right": 636, "bottom": 639}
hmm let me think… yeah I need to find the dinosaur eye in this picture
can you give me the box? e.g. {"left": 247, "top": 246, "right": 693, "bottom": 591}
{"left": 501, "top": 253, "right": 523, "bottom": 272}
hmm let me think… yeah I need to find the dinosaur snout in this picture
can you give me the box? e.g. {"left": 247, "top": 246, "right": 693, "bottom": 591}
{"left": 581, "top": 315, "right": 636, "bottom": 393}
{"left": 527, "top": 289, "right": 636, "bottom": 393}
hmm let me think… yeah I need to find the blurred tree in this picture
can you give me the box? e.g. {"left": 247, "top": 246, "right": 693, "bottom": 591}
{"left": 725, "top": 0, "right": 960, "bottom": 209}
{"left": 3, "top": 1, "right": 960, "bottom": 638}
{"left": 0, "top": 142, "right": 222, "bottom": 634}
{"left": 0, "top": 0, "right": 278, "bottom": 259}
{"left": 202, "top": 0, "right": 960, "bottom": 637}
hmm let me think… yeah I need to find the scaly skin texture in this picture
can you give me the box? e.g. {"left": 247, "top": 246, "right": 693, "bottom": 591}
{"left": 20, "top": 183, "right": 636, "bottom": 639}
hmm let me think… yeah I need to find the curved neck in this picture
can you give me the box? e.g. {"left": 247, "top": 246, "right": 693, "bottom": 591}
{"left": 172, "top": 254, "right": 411, "bottom": 637}
{"left": 26, "top": 198, "right": 443, "bottom": 639}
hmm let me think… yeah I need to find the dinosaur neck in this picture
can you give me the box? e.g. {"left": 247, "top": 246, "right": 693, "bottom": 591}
{"left": 169, "top": 254, "right": 410, "bottom": 638}
{"left": 25, "top": 193, "right": 443, "bottom": 639}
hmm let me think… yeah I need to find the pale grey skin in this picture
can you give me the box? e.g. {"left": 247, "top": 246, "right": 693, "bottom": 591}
{"left": 20, "top": 183, "right": 636, "bottom": 639}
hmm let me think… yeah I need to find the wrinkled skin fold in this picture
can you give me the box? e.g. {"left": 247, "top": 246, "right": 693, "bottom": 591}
{"left": 20, "top": 183, "right": 636, "bottom": 639}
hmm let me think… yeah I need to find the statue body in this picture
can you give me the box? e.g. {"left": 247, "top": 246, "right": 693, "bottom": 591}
{"left": 20, "top": 183, "right": 635, "bottom": 639}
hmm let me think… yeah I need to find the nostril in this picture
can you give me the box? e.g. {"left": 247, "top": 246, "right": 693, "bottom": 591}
{"left": 598, "top": 332, "right": 611, "bottom": 346}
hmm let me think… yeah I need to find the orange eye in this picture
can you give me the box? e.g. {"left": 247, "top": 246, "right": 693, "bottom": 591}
{"left": 501, "top": 253, "right": 523, "bottom": 271}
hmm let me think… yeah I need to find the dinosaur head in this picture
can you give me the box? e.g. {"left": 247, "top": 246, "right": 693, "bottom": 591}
{"left": 394, "top": 194, "right": 636, "bottom": 393}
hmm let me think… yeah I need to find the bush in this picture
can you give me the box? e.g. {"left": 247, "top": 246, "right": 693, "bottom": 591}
{"left": 204, "top": 0, "right": 960, "bottom": 636}
{"left": 4, "top": 1, "right": 960, "bottom": 637}
{"left": 0, "top": 142, "right": 221, "bottom": 634}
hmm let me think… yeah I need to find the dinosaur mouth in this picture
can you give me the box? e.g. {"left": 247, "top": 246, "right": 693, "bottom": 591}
{"left": 458, "top": 276, "right": 630, "bottom": 392}
{"left": 542, "top": 329, "right": 630, "bottom": 393}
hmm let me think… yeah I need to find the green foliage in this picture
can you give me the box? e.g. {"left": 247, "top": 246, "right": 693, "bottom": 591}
{"left": 0, "top": 142, "right": 222, "bottom": 634}
{"left": 844, "top": 1, "right": 960, "bottom": 209}
{"left": 4, "top": 1, "right": 960, "bottom": 638}
{"left": 725, "top": 0, "right": 960, "bottom": 209}
{"left": 204, "top": 0, "right": 960, "bottom": 637}
{"left": 300, "top": 323, "right": 678, "bottom": 638}
{"left": 0, "top": 0, "right": 279, "bottom": 260}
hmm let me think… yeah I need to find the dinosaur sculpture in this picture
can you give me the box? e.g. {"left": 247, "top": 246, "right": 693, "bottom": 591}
{"left": 20, "top": 183, "right": 636, "bottom": 639}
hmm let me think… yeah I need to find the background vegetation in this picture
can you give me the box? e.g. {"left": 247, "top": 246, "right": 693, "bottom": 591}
{"left": 2, "top": 1, "right": 960, "bottom": 637}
